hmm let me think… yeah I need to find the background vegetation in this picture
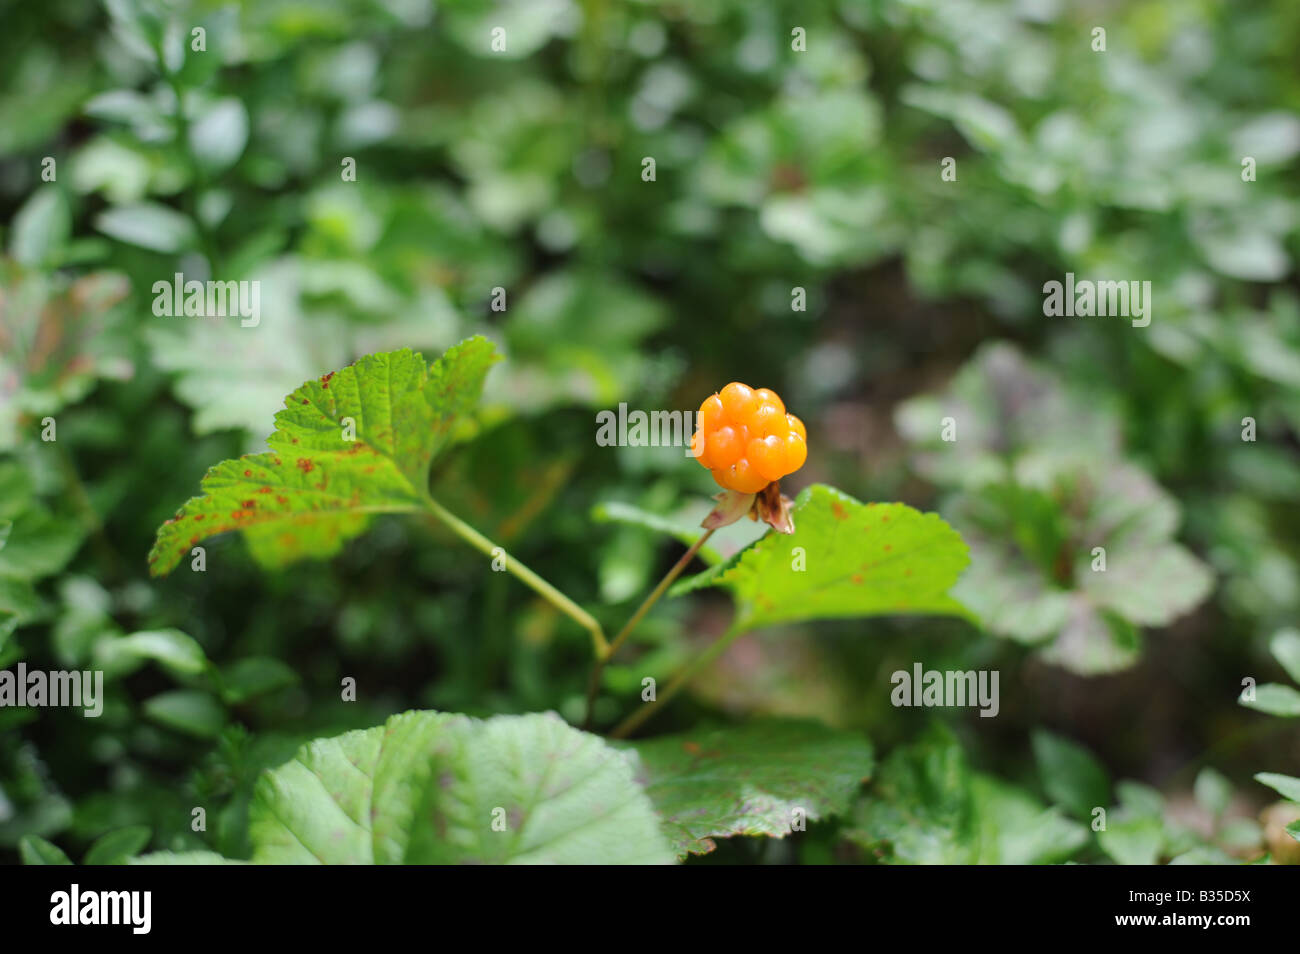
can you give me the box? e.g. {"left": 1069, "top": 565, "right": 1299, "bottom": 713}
{"left": 2, "top": 0, "right": 1299, "bottom": 864}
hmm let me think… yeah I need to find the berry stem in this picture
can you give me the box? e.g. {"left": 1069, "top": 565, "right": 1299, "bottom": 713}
{"left": 421, "top": 493, "right": 609, "bottom": 658}
{"left": 582, "top": 528, "right": 715, "bottom": 729}
{"left": 608, "top": 621, "right": 746, "bottom": 739}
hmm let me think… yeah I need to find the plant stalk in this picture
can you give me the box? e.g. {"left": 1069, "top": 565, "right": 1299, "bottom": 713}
{"left": 582, "top": 528, "right": 715, "bottom": 729}
{"left": 609, "top": 622, "right": 746, "bottom": 739}
{"left": 422, "top": 494, "right": 609, "bottom": 658}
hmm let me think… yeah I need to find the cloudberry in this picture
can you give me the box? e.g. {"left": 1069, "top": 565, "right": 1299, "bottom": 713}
{"left": 694, "top": 382, "right": 807, "bottom": 494}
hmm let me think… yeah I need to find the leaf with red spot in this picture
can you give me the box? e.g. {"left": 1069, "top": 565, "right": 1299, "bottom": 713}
{"left": 671, "top": 484, "right": 972, "bottom": 631}
{"left": 148, "top": 337, "right": 499, "bottom": 575}
{"left": 0, "top": 261, "right": 134, "bottom": 448}
{"left": 622, "top": 719, "right": 874, "bottom": 858}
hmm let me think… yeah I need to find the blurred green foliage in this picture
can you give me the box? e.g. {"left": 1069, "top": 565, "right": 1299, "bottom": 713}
{"left": 1, "top": 0, "right": 1299, "bottom": 863}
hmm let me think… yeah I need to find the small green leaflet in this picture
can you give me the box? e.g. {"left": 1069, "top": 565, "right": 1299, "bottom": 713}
{"left": 1269, "top": 629, "right": 1300, "bottom": 684}
{"left": 673, "top": 484, "right": 971, "bottom": 631}
{"left": 249, "top": 710, "right": 673, "bottom": 865}
{"left": 1255, "top": 772, "right": 1300, "bottom": 802}
{"left": 18, "top": 835, "right": 72, "bottom": 865}
{"left": 1239, "top": 630, "right": 1300, "bottom": 716}
{"left": 623, "top": 720, "right": 874, "bottom": 858}
{"left": 847, "top": 725, "right": 1088, "bottom": 865}
{"left": 1241, "top": 684, "right": 1300, "bottom": 716}
{"left": 82, "top": 826, "right": 152, "bottom": 865}
{"left": 149, "top": 337, "right": 499, "bottom": 575}
{"left": 1031, "top": 729, "right": 1110, "bottom": 819}
{"left": 1097, "top": 815, "right": 1165, "bottom": 866}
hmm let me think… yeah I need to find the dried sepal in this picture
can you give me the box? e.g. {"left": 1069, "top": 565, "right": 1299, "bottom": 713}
{"left": 755, "top": 481, "right": 795, "bottom": 534}
{"left": 701, "top": 488, "right": 756, "bottom": 529}
{"left": 700, "top": 481, "right": 796, "bottom": 534}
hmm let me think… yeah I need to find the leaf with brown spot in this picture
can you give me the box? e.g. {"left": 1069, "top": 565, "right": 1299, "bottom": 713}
{"left": 148, "top": 338, "right": 499, "bottom": 574}
{"left": 622, "top": 720, "right": 874, "bottom": 859}
{"left": 671, "top": 484, "right": 972, "bottom": 630}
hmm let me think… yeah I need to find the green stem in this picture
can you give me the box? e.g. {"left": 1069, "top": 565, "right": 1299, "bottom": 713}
{"left": 582, "top": 528, "right": 715, "bottom": 729}
{"left": 609, "top": 622, "right": 747, "bottom": 739}
{"left": 422, "top": 494, "right": 608, "bottom": 658}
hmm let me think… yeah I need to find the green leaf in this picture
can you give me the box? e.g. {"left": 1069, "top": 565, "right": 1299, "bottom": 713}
{"left": 969, "top": 774, "right": 1089, "bottom": 865}
{"left": 1193, "top": 767, "right": 1233, "bottom": 820}
{"left": 848, "top": 727, "right": 1086, "bottom": 865}
{"left": 188, "top": 98, "right": 248, "bottom": 172}
{"left": 623, "top": 720, "right": 873, "bottom": 858}
{"left": 1032, "top": 729, "right": 1110, "bottom": 817}
{"left": 1097, "top": 815, "right": 1164, "bottom": 866}
{"left": 897, "top": 344, "right": 1212, "bottom": 675}
{"left": 142, "top": 690, "right": 226, "bottom": 739}
{"left": 83, "top": 89, "right": 167, "bottom": 129}
{"left": 1287, "top": 820, "right": 1300, "bottom": 843}
{"left": 249, "top": 710, "right": 673, "bottom": 865}
{"left": 130, "top": 851, "right": 244, "bottom": 865}
{"left": 895, "top": 342, "right": 1121, "bottom": 489}
{"left": 0, "top": 578, "right": 46, "bottom": 635}
{"left": 591, "top": 501, "right": 726, "bottom": 565}
{"left": 847, "top": 726, "right": 979, "bottom": 864}
{"left": 148, "top": 338, "right": 499, "bottom": 575}
{"left": 95, "top": 202, "right": 196, "bottom": 253}
{"left": 94, "top": 628, "right": 209, "bottom": 678}
{"left": 1241, "top": 683, "right": 1300, "bottom": 716}
{"left": 249, "top": 710, "right": 465, "bottom": 864}
{"left": 83, "top": 825, "right": 152, "bottom": 865}
{"left": 218, "top": 657, "right": 299, "bottom": 703}
{"left": 0, "top": 508, "right": 86, "bottom": 581}
{"left": 1254, "top": 772, "right": 1300, "bottom": 801}
{"left": 144, "top": 261, "right": 353, "bottom": 436}
{"left": 10, "top": 187, "right": 70, "bottom": 266}
{"left": 18, "top": 835, "right": 72, "bottom": 865}
{"left": 1269, "top": 629, "right": 1300, "bottom": 685}
{"left": 682, "top": 484, "right": 970, "bottom": 630}
{"left": 0, "top": 265, "right": 132, "bottom": 449}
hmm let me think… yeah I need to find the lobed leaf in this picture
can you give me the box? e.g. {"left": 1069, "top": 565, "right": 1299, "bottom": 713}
{"left": 847, "top": 725, "right": 1088, "bottom": 865}
{"left": 148, "top": 337, "right": 499, "bottom": 575}
{"left": 675, "top": 484, "right": 971, "bottom": 631}
{"left": 623, "top": 720, "right": 874, "bottom": 858}
{"left": 249, "top": 710, "right": 673, "bottom": 865}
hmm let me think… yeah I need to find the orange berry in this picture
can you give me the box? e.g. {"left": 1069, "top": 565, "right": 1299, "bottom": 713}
{"left": 754, "top": 388, "right": 785, "bottom": 415}
{"left": 698, "top": 394, "right": 725, "bottom": 430}
{"left": 690, "top": 428, "right": 708, "bottom": 465}
{"left": 707, "top": 425, "right": 745, "bottom": 468}
{"left": 725, "top": 457, "right": 770, "bottom": 494}
{"left": 751, "top": 402, "right": 788, "bottom": 438}
{"left": 786, "top": 413, "right": 806, "bottom": 442}
{"left": 719, "top": 382, "right": 759, "bottom": 421}
{"left": 748, "top": 435, "right": 786, "bottom": 481}
{"left": 695, "top": 385, "right": 806, "bottom": 494}
{"left": 783, "top": 432, "right": 807, "bottom": 472}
